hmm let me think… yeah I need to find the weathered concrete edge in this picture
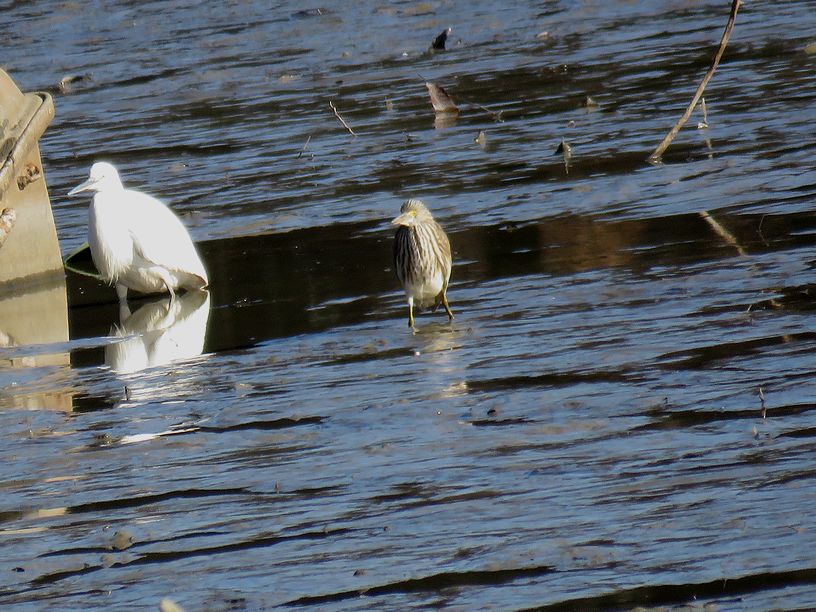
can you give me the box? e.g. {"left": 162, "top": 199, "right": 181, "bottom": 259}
{"left": 0, "top": 92, "right": 55, "bottom": 198}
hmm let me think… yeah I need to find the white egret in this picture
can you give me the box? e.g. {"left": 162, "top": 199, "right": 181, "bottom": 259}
{"left": 68, "top": 162, "right": 208, "bottom": 301}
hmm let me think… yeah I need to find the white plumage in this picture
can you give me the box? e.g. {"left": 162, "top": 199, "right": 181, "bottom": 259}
{"left": 106, "top": 290, "right": 210, "bottom": 374}
{"left": 68, "top": 162, "right": 208, "bottom": 300}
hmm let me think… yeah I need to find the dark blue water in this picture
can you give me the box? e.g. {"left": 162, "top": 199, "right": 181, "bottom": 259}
{"left": 2, "top": 1, "right": 816, "bottom": 609}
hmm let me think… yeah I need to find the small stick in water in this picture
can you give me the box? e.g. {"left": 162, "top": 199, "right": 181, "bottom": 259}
{"left": 697, "top": 97, "right": 709, "bottom": 129}
{"left": 648, "top": 0, "right": 742, "bottom": 162}
{"left": 297, "top": 134, "right": 312, "bottom": 158}
{"left": 474, "top": 103, "right": 504, "bottom": 122}
{"left": 329, "top": 100, "right": 357, "bottom": 136}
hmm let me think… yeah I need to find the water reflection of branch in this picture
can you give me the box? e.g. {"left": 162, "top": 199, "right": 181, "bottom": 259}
{"left": 756, "top": 214, "right": 770, "bottom": 247}
{"left": 105, "top": 290, "right": 210, "bottom": 374}
{"left": 699, "top": 211, "right": 746, "bottom": 257}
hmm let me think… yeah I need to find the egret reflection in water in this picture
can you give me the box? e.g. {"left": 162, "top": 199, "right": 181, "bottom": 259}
{"left": 105, "top": 289, "right": 210, "bottom": 374}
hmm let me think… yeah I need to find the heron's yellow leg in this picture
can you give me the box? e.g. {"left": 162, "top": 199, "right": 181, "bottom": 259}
{"left": 441, "top": 291, "right": 454, "bottom": 321}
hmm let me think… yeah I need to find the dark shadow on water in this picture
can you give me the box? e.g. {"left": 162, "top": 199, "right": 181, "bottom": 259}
{"left": 284, "top": 564, "right": 557, "bottom": 607}
{"left": 67, "top": 209, "right": 816, "bottom": 367}
{"left": 532, "top": 566, "right": 816, "bottom": 612}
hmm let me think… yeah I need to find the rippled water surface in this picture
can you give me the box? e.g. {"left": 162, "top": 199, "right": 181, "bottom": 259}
{"left": 3, "top": 0, "right": 816, "bottom": 609}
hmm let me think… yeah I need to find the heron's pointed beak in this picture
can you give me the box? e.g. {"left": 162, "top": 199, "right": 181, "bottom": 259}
{"left": 68, "top": 177, "right": 99, "bottom": 196}
{"left": 391, "top": 210, "right": 417, "bottom": 227}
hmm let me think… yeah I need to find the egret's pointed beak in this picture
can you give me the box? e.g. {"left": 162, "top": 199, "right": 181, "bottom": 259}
{"left": 391, "top": 210, "right": 417, "bottom": 227}
{"left": 68, "top": 177, "right": 99, "bottom": 196}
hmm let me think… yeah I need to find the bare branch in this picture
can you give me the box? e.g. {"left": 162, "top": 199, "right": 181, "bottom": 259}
{"left": 648, "top": 0, "right": 742, "bottom": 162}
{"left": 329, "top": 100, "right": 357, "bottom": 136}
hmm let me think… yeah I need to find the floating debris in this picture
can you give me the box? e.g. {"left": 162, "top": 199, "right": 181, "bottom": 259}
{"left": 403, "top": 2, "right": 434, "bottom": 17}
{"left": 555, "top": 139, "right": 572, "bottom": 158}
{"left": 583, "top": 96, "right": 599, "bottom": 108}
{"left": 58, "top": 73, "right": 91, "bottom": 94}
{"left": 91, "top": 432, "right": 118, "bottom": 447}
{"left": 168, "top": 162, "right": 189, "bottom": 174}
{"left": 109, "top": 529, "right": 135, "bottom": 551}
{"left": 292, "top": 8, "right": 328, "bottom": 19}
{"left": 431, "top": 27, "right": 452, "bottom": 50}
{"left": 804, "top": 41, "right": 816, "bottom": 54}
{"left": 159, "top": 598, "right": 186, "bottom": 612}
{"left": 0, "top": 208, "right": 16, "bottom": 250}
{"left": 555, "top": 139, "right": 572, "bottom": 173}
{"left": 425, "top": 82, "right": 458, "bottom": 114}
{"left": 536, "top": 31, "right": 550, "bottom": 40}
{"left": 474, "top": 131, "right": 488, "bottom": 150}
{"left": 385, "top": 98, "right": 394, "bottom": 112}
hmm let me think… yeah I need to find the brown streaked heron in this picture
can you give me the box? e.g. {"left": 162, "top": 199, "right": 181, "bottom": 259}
{"left": 392, "top": 198, "right": 454, "bottom": 329}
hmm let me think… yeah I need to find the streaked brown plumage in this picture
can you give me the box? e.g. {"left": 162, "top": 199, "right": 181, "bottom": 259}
{"left": 392, "top": 198, "right": 453, "bottom": 329}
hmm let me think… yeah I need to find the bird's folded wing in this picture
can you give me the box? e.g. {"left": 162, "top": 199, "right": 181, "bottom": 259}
{"left": 125, "top": 190, "right": 208, "bottom": 283}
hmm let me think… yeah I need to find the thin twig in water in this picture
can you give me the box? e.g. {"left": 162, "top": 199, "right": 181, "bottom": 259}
{"left": 474, "top": 103, "right": 504, "bottom": 122}
{"left": 759, "top": 386, "right": 766, "bottom": 419}
{"left": 329, "top": 100, "right": 357, "bottom": 136}
{"left": 297, "top": 134, "right": 312, "bottom": 159}
{"left": 697, "top": 97, "right": 709, "bottom": 129}
{"left": 648, "top": 0, "right": 742, "bottom": 162}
